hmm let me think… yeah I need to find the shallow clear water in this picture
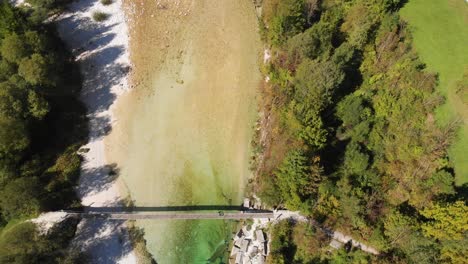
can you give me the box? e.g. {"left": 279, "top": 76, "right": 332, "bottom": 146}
{"left": 110, "top": 0, "right": 261, "bottom": 262}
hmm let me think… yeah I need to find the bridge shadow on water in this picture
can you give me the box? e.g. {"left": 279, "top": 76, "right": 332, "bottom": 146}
{"left": 79, "top": 205, "right": 272, "bottom": 213}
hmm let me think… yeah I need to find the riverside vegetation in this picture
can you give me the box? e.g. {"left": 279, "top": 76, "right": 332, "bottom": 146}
{"left": 253, "top": 0, "right": 468, "bottom": 263}
{"left": 0, "top": 1, "right": 88, "bottom": 262}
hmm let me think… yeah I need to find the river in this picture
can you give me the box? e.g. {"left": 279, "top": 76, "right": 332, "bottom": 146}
{"left": 106, "top": 0, "right": 261, "bottom": 262}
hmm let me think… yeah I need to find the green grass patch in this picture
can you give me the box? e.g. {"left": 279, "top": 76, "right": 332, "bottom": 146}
{"left": 0, "top": 218, "right": 27, "bottom": 236}
{"left": 401, "top": 0, "right": 468, "bottom": 185}
{"left": 92, "top": 11, "right": 109, "bottom": 22}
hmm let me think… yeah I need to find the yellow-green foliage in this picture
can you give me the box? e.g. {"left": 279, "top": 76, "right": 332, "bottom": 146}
{"left": 419, "top": 201, "right": 468, "bottom": 264}
{"left": 420, "top": 201, "right": 468, "bottom": 241}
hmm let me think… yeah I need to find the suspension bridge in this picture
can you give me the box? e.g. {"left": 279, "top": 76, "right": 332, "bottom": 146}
{"left": 62, "top": 205, "right": 274, "bottom": 220}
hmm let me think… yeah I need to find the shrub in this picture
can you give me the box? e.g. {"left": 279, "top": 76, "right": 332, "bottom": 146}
{"left": 100, "top": 0, "right": 113, "bottom": 5}
{"left": 92, "top": 11, "right": 109, "bottom": 22}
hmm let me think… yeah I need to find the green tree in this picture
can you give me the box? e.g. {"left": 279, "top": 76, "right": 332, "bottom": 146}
{"left": 0, "top": 33, "right": 28, "bottom": 63}
{"left": 0, "top": 118, "right": 29, "bottom": 159}
{"left": 0, "top": 160, "right": 15, "bottom": 185}
{"left": 0, "top": 59, "right": 15, "bottom": 81}
{"left": 420, "top": 170, "right": 454, "bottom": 197}
{"left": 0, "top": 81, "right": 27, "bottom": 119}
{"left": 268, "top": 220, "right": 295, "bottom": 264}
{"left": 298, "top": 113, "right": 327, "bottom": 149}
{"left": 265, "top": 0, "right": 306, "bottom": 46}
{"left": 18, "top": 54, "right": 50, "bottom": 85}
{"left": 420, "top": 201, "right": 468, "bottom": 241}
{"left": 0, "top": 2, "right": 23, "bottom": 38}
{"left": 287, "top": 19, "right": 334, "bottom": 60}
{"left": 293, "top": 59, "right": 345, "bottom": 117}
{"left": 384, "top": 210, "right": 418, "bottom": 248}
{"left": 24, "top": 31, "right": 47, "bottom": 53}
{"left": 287, "top": 8, "right": 343, "bottom": 60}
{"left": 343, "top": 141, "right": 369, "bottom": 176}
{"left": 336, "top": 94, "right": 373, "bottom": 143}
{"left": 337, "top": 94, "right": 365, "bottom": 128}
{"left": 329, "top": 248, "right": 371, "bottom": 264}
{"left": 0, "top": 177, "right": 42, "bottom": 220}
{"left": 384, "top": 210, "right": 439, "bottom": 263}
{"left": 439, "top": 239, "right": 468, "bottom": 264}
{"left": 27, "top": 90, "right": 49, "bottom": 119}
{"left": 275, "top": 150, "right": 315, "bottom": 211}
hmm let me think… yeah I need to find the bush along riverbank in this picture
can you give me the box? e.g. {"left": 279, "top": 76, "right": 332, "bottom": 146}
{"left": 250, "top": 0, "right": 467, "bottom": 263}
{"left": 0, "top": 1, "right": 88, "bottom": 262}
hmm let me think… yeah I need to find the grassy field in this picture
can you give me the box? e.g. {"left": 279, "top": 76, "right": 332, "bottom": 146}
{"left": 401, "top": 0, "right": 468, "bottom": 185}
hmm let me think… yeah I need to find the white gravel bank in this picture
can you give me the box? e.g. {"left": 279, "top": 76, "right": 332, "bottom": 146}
{"left": 55, "top": 0, "right": 136, "bottom": 262}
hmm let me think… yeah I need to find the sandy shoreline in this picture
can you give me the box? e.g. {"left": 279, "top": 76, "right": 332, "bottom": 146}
{"left": 54, "top": 0, "right": 137, "bottom": 262}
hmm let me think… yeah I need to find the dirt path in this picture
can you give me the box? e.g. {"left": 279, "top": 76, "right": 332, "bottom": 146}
{"left": 273, "top": 210, "right": 380, "bottom": 255}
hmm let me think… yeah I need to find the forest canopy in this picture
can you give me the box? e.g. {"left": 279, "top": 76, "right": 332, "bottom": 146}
{"left": 0, "top": 1, "right": 86, "bottom": 262}
{"left": 256, "top": 0, "right": 467, "bottom": 263}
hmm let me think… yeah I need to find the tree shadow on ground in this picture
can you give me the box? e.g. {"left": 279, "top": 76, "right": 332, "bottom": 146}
{"left": 71, "top": 198, "right": 159, "bottom": 263}
{"left": 56, "top": 2, "right": 130, "bottom": 141}
{"left": 78, "top": 163, "right": 120, "bottom": 198}
{"left": 81, "top": 46, "right": 127, "bottom": 140}
{"left": 71, "top": 218, "right": 134, "bottom": 264}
